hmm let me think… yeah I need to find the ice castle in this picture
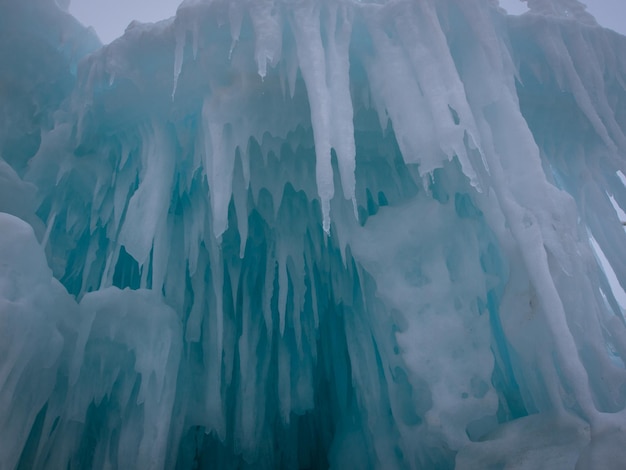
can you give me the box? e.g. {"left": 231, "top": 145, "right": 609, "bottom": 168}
{"left": 1, "top": 0, "right": 626, "bottom": 468}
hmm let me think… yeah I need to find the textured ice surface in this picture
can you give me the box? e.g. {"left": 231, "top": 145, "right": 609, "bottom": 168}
{"left": 1, "top": 0, "right": 626, "bottom": 468}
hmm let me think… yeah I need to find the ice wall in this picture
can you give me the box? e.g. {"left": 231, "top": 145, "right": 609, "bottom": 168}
{"left": 1, "top": 0, "right": 626, "bottom": 468}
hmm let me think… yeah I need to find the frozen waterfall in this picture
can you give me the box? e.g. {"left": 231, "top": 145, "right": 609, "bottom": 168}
{"left": 1, "top": 0, "right": 626, "bottom": 468}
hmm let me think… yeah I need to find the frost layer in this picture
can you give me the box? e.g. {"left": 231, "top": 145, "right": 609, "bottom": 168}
{"left": 1, "top": 0, "right": 626, "bottom": 468}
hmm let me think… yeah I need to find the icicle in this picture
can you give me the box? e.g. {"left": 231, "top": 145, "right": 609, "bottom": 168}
{"left": 185, "top": 197, "right": 205, "bottom": 277}
{"left": 290, "top": 3, "right": 334, "bottom": 233}
{"left": 151, "top": 215, "right": 170, "bottom": 292}
{"left": 192, "top": 19, "right": 199, "bottom": 60}
{"left": 242, "top": 139, "right": 251, "bottom": 188}
{"left": 118, "top": 122, "right": 175, "bottom": 267}
{"left": 288, "top": 256, "right": 304, "bottom": 354}
{"left": 277, "top": 339, "right": 291, "bottom": 423}
{"left": 79, "top": 236, "right": 99, "bottom": 294}
{"left": 278, "top": 250, "right": 288, "bottom": 336}
{"left": 263, "top": 254, "right": 275, "bottom": 342}
{"left": 205, "top": 279, "right": 226, "bottom": 440}
{"left": 361, "top": 14, "right": 440, "bottom": 170}
{"left": 250, "top": 0, "right": 283, "bottom": 79}
{"left": 111, "top": 165, "right": 135, "bottom": 235}
{"left": 305, "top": 249, "right": 319, "bottom": 330}
{"left": 285, "top": 38, "right": 299, "bottom": 99}
{"left": 119, "top": 141, "right": 130, "bottom": 169}
{"left": 90, "top": 174, "right": 107, "bottom": 234}
{"left": 232, "top": 149, "right": 248, "bottom": 258}
{"left": 172, "top": 26, "right": 185, "bottom": 99}
{"left": 237, "top": 312, "right": 255, "bottom": 453}
{"left": 99, "top": 244, "right": 120, "bottom": 288}
{"left": 209, "top": 238, "right": 224, "bottom": 367}
{"left": 325, "top": 5, "right": 357, "bottom": 214}
{"left": 69, "top": 307, "right": 96, "bottom": 387}
{"left": 365, "top": 2, "right": 484, "bottom": 186}
{"left": 228, "top": 1, "right": 243, "bottom": 58}
{"left": 202, "top": 97, "right": 236, "bottom": 239}
{"left": 41, "top": 209, "right": 57, "bottom": 250}
{"left": 186, "top": 259, "right": 205, "bottom": 343}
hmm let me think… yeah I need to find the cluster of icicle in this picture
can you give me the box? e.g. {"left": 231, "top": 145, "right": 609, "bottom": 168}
{"left": 2, "top": 0, "right": 626, "bottom": 468}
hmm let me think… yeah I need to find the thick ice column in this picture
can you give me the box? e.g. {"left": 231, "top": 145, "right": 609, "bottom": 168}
{"left": 509, "top": 13, "right": 626, "bottom": 296}
{"left": 454, "top": 3, "right": 599, "bottom": 420}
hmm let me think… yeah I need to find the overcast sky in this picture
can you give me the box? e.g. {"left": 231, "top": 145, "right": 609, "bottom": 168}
{"left": 69, "top": 0, "right": 180, "bottom": 44}
{"left": 501, "top": 0, "right": 626, "bottom": 34}
{"left": 70, "top": 0, "right": 626, "bottom": 44}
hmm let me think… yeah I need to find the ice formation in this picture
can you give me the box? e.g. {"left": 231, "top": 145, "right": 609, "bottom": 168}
{"left": 1, "top": 0, "right": 626, "bottom": 468}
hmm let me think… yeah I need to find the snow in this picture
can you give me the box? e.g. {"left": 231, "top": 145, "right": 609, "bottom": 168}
{"left": 2, "top": 0, "right": 626, "bottom": 468}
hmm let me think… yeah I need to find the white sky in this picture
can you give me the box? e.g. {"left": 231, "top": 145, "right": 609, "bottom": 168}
{"left": 70, "top": 0, "right": 625, "bottom": 44}
{"left": 500, "top": 0, "right": 626, "bottom": 34}
{"left": 69, "top": 0, "right": 181, "bottom": 44}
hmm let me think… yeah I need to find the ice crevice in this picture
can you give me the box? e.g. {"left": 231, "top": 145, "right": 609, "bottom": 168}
{"left": 2, "top": 0, "right": 626, "bottom": 468}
